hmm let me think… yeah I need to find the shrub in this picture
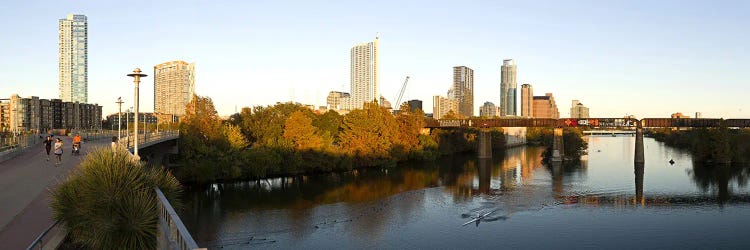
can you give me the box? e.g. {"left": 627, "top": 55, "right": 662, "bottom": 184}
{"left": 50, "top": 148, "right": 181, "bottom": 249}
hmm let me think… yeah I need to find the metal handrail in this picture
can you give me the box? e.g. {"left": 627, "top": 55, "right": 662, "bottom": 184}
{"left": 25, "top": 220, "right": 62, "bottom": 250}
{"left": 154, "top": 187, "right": 204, "bottom": 250}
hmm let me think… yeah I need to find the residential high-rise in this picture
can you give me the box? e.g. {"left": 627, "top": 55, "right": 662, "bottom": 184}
{"left": 500, "top": 59, "right": 517, "bottom": 116}
{"left": 480, "top": 102, "right": 498, "bottom": 117}
{"left": 5, "top": 94, "right": 101, "bottom": 132}
{"left": 532, "top": 93, "right": 559, "bottom": 118}
{"left": 350, "top": 35, "right": 379, "bottom": 110}
{"left": 570, "top": 100, "right": 590, "bottom": 118}
{"left": 154, "top": 61, "right": 196, "bottom": 116}
{"left": 59, "top": 14, "right": 88, "bottom": 103}
{"left": 453, "top": 66, "right": 474, "bottom": 117}
{"left": 433, "top": 95, "right": 458, "bottom": 120}
{"left": 521, "top": 84, "right": 533, "bottom": 117}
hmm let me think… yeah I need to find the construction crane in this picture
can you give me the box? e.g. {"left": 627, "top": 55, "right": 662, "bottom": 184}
{"left": 393, "top": 76, "right": 410, "bottom": 110}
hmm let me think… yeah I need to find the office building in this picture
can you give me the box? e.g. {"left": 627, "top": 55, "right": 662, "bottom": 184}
{"left": 433, "top": 95, "right": 459, "bottom": 120}
{"left": 695, "top": 112, "right": 702, "bottom": 118}
{"left": 406, "top": 99, "right": 423, "bottom": 113}
{"left": 532, "top": 93, "right": 559, "bottom": 118}
{"left": 500, "top": 59, "right": 517, "bottom": 116}
{"left": 570, "top": 100, "right": 590, "bottom": 118}
{"left": 520, "top": 84, "right": 533, "bottom": 117}
{"left": 350, "top": 35, "right": 379, "bottom": 110}
{"left": 59, "top": 14, "right": 88, "bottom": 103}
{"left": 480, "top": 102, "right": 498, "bottom": 117}
{"left": 154, "top": 61, "right": 196, "bottom": 116}
{"left": 453, "top": 66, "right": 474, "bottom": 117}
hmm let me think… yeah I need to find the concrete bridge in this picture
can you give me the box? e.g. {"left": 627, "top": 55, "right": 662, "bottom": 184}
{"left": 425, "top": 118, "right": 750, "bottom": 163}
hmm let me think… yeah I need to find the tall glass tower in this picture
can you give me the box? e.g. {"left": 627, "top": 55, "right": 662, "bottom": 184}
{"left": 59, "top": 14, "right": 88, "bottom": 103}
{"left": 500, "top": 59, "right": 517, "bottom": 116}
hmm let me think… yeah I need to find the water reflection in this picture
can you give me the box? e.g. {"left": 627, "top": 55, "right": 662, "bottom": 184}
{"left": 179, "top": 137, "right": 750, "bottom": 248}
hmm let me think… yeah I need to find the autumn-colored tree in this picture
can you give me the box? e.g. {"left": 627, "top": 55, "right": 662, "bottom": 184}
{"left": 442, "top": 109, "right": 463, "bottom": 119}
{"left": 178, "top": 95, "right": 240, "bottom": 182}
{"left": 284, "top": 110, "right": 328, "bottom": 150}
{"left": 392, "top": 103, "right": 425, "bottom": 160}
{"left": 241, "top": 102, "right": 312, "bottom": 147}
{"left": 339, "top": 101, "right": 398, "bottom": 165}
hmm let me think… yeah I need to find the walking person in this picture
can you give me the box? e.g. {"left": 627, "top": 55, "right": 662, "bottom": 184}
{"left": 111, "top": 136, "right": 118, "bottom": 151}
{"left": 54, "top": 138, "right": 63, "bottom": 165}
{"left": 43, "top": 136, "right": 53, "bottom": 161}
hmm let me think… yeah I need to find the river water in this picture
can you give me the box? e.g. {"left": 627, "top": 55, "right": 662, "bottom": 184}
{"left": 179, "top": 136, "right": 750, "bottom": 249}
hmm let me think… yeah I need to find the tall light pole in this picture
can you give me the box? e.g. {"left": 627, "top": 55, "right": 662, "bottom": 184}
{"left": 127, "top": 68, "right": 147, "bottom": 158}
{"left": 117, "top": 97, "right": 123, "bottom": 143}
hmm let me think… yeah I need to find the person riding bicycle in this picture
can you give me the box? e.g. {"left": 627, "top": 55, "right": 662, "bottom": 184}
{"left": 72, "top": 133, "right": 82, "bottom": 154}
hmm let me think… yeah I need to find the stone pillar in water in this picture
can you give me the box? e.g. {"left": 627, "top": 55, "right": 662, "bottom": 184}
{"left": 552, "top": 128, "right": 564, "bottom": 162}
{"left": 634, "top": 127, "right": 645, "bottom": 164}
{"left": 634, "top": 162, "right": 644, "bottom": 205}
{"left": 478, "top": 129, "right": 492, "bottom": 159}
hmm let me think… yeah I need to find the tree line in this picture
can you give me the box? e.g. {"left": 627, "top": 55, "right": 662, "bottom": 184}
{"left": 649, "top": 128, "right": 750, "bottom": 164}
{"left": 174, "top": 95, "right": 507, "bottom": 183}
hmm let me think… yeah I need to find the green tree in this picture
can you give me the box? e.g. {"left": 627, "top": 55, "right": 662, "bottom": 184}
{"left": 50, "top": 148, "right": 181, "bottom": 250}
{"left": 313, "top": 110, "right": 343, "bottom": 143}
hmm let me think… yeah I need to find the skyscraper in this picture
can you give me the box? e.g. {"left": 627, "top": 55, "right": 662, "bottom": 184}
{"left": 154, "top": 61, "right": 196, "bottom": 116}
{"left": 453, "top": 66, "right": 474, "bottom": 117}
{"left": 521, "top": 84, "right": 533, "bottom": 117}
{"left": 59, "top": 14, "right": 88, "bottom": 103}
{"left": 350, "top": 35, "right": 379, "bottom": 110}
{"left": 500, "top": 59, "right": 517, "bottom": 116}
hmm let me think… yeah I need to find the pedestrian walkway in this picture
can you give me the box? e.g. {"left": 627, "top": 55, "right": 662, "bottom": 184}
{"left": 0, "top": 136, "right": 109, "bottom": 249}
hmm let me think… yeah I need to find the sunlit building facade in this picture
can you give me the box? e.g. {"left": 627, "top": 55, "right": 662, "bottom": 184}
{"left": 350, "top": 35, "right": 379, "bottom": 110}
{"left": 154, "top": 61, "right": 196, "bottom": 116}
{"left": 500, "top": 59, "right": 517, "bottom": 116}
{"left": 520, "top": 84, "right": 533, "bottom": 117}
{"left": 59, "top": 14, "right": 88, "bottom": 103}
{"left": 453, "top": 66, "right": 474, "bottom": 117}
{"left": 532, "top": 93, "right": 559, "bottom": 118}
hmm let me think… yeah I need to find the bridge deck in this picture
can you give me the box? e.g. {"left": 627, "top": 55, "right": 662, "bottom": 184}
{"left": 425, "top": 118, "right": 750, "bottom": 128}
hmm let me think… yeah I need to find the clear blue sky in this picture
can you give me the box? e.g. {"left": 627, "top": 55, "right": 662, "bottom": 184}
{"left": 1, "top": 0, "right": 748, "bottom": 118}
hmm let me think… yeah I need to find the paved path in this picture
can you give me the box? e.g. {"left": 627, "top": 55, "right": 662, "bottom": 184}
{"left": 0, "top": 136, "right": 109, "bottom": 249}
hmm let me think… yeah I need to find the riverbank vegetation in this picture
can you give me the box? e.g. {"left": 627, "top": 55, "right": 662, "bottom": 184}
{"left": 174, "top": 95, "right": 506, "bottom": 183}
{"left": 649, "top": 128, "right": 750, "bottom": 164}
{"left": 50, "top": 148, "right": 181, "bottom": 249}
{"left": 526, "top": 127, "right": 588, "bottom": 162}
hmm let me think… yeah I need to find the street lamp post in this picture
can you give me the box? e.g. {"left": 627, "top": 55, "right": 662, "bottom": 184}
{"left": 127, "top": 68, "right": 147, "bottom": 158}
{"left": 117, "top": 97, "right": 123, "bottom": 143}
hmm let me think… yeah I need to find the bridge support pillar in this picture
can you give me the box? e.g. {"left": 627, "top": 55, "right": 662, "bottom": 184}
{"left": 478, "top": 129, "right": 492, "bottom": 159}
{"left": 552, "top": 128, "right": 564, "bottom": 162}
{"left": 634, "top": 127, "right": 645, "bottom": 164}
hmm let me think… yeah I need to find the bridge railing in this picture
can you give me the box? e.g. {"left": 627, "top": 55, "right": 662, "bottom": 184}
{"left": 155, "top": 187, "right": 204, "bottom": 250}
{"left": 0, "top": 133, "right": 42, "bottom": 163}
{"left": 120, "top": 130, "right": 179, "bottom": 150}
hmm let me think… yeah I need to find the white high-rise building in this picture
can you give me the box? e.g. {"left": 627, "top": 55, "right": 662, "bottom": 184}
{"left": 350, "top": 35, "right": 379, "bottom": 110}
{"left": 154, "top": 61, "right": 196, "bottom": 116}
{"left": 59, "top": 14, "right": 88, "bottom": 103}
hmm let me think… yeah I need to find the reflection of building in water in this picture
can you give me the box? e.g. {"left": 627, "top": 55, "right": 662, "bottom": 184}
{"left": 503, "top": 127, "right": 527, "bottom": 147}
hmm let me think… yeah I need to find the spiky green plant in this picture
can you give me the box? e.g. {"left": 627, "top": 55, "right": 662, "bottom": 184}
{"left": 50, "top": 148, "right": 181, "bottom": 249}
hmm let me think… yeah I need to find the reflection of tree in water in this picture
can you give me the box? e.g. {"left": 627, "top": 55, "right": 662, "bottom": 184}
{"left": 688, "top": 162, "right": 750, "bottom": 204}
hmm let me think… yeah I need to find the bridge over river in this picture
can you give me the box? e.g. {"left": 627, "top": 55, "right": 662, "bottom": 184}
{"left": 424, "top": 117, "right": 750, "bottom": 162}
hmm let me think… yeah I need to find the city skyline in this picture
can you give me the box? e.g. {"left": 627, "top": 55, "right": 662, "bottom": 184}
{"left": 1, "top": 1, "right": 749, "bottom": 118}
